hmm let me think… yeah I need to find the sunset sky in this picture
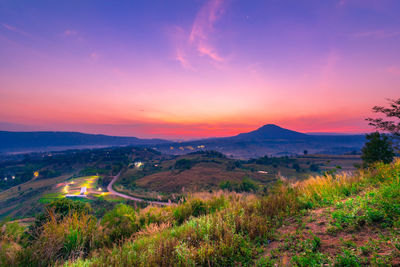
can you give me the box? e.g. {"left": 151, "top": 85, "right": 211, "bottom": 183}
{"left": 1, "top": 0, "right": 400, "bottom": 139}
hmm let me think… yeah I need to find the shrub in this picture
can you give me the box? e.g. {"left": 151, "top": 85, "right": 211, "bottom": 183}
{"left": 28, "top": 198, "right": 92, "bottom": 241}
{"left": 101, "top": 204, "right": 139, "bottom": 244}
{"left": 334, "top": 249, "right": 361, "bottom": 266}
{"left": 20, "top": 212, "right": 97, "bottom": 266}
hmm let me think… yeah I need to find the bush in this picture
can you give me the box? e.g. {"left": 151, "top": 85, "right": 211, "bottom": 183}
{"left": 334, "top": 249, "right": 361, "bottom": 266}
{"left": 20, "top": 213, "right": 97, "bottom": 266}
{"left": 219, "top": 178, "right": 257, "bottom": 192}
{"left": 101, "top": 204, "right": 139, "bottom": 243}
{"left": 361, "top": 132, "right": 394, "bottom": 167}
{"left": 28, "top": 198, "right": 92, "bottom": 240}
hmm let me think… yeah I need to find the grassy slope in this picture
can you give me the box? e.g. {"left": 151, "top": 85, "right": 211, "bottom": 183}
{"left": 62, "top": 160, "right": 400, "bottom": 266}
{"left": 115, "top": 154, "right": 360, "bottom": 201}
{"left": 115, "top": 154, "right": 279, "bottom": 200}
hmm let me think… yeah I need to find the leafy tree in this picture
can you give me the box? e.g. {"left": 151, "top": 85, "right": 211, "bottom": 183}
{"left": 361, "top": 132, "right": 394, "bottom": 167}
{"left": 367, "top": 98, "right": 400, "bottom": 149}
{"left": 239, "top": 178, "right": 257, "bottom": 192}
{"left": 174, "top": 159, "right": 194, "bottom": 170}
{"left": 292, "top": 163, "right": 301, "bottom": 172}
{"left": 309, "top": 164, "right": 320, "bottom": 172}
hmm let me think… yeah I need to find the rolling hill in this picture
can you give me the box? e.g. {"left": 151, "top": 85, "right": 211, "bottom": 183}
{"left": 0, "top": 131, "right": 169, "bottom": 153}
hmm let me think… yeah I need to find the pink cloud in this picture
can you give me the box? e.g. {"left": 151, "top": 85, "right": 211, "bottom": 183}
{"left": 64, "top": 29, "right": 77, "bottom": 36}
{"left": 197, "top": 42, "right": 223, "bottom": 62}
{"left": 189, "top": 0, "right": 226, "bottom": 62}
{"left": 387, "top": 66, "right": 400, "bottom": 75}
{"left": 90, "top": 52, "right": 99, "bottom": 60}
{"left": 175, "top": 49, "right": 195, "bottom": 70}
{"left": 167, "top": 1, "right": 227, "bottom": 70}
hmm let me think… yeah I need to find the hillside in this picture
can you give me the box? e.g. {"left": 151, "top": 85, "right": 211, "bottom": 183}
{"left": 0, "top": 131, "right": 169, "bottom": 153}
{"left": 0, "top": 146, "right": 165, "bottom": 218}
{"left": 1, "top": 158, "right": 398, "bottom": 266}
{"left": 112, "top": 151, "right": 361, "bottom": 202}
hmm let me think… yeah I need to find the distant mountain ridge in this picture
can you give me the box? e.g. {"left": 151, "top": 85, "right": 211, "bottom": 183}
{"left": 154, "top": 124, "right": 366, "bottom": 158}
{"left": 0, "top": 124, "right": 367, "bottom": 158}
{"left": 0, "top": 131, "right": 169, "bottom": 153}
{"left": 234, "top": 124, "right": 308, "bottom": 140}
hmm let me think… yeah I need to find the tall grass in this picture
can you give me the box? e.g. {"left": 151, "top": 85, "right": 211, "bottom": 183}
{"left": 19, "top": 212, "right": 98, "bottom": 266}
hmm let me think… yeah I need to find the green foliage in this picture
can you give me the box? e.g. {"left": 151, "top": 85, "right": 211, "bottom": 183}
{"left": 172, "top": 196, "right": 227, "bottom": 224}
{"left": 240, "top": 178, "right": 257, "bottom": 192}
{"left": 28, "top": 198, "right": 92, "bottom": 240}
{"left": 219, "top": 178, "right": 257, "bottom": 192}
{"left": 334, "top": 249, "right": 361, "bottom": 266}
{"left": 0, "top": 221, "right": 25, "bottom": 243}
{"left": 328, "top": 164, "right": 400, "bottom": 231}
{"left": 101, "top": 204, "right": 139, "bottom": 243}
{"left": 291, "top": 251, "right": 328, "bottom": 266}
{"left": 21, "top": 212, "right": 98, "bottom": 266}
{"left": 361, "top": 132, "right": 394, "bottom": 167}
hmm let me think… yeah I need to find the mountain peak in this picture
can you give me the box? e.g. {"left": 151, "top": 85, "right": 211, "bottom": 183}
{"left": 236, "top": 124, "right": 307, "bottom": 140}
{"left": 258, "top": 124, "right": 284, "bottom": 130}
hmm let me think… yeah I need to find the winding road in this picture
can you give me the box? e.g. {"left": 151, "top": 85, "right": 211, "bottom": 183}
{"left": 107, "top": 172, "right": 169, "bottom": 206}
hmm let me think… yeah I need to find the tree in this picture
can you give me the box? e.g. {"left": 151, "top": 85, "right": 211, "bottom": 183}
{"left": 174, "top": 159, "right": 194, "bottom": 170}
{"left": 361, "top": 132, "right": 394, "bottom": 167}
{"left": 367, "top": 98, "right": 400, "bottom": 149}
{"left": 292, "top": 163, "right": 301, "bottom": 172}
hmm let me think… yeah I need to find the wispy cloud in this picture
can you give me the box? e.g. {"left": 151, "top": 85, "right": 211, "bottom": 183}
{"left": 1, "top": 23, "right": 31, "bottom": 37}
{"left": 175, "top": 48, "right": 195, "bottom": 70}
{"left": 169, "top": 0, "right": 227, "bottom": 70}
{"left": 197, "top": 42, "right": 224, "bottom": 62}
{"left": 190, "top": 0, "right": 226, "bottom": 61}
{"left": 354, "top": 30, "right": 400, "bottom": 39}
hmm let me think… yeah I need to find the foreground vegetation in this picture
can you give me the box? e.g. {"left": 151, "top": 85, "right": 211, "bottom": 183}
{"left": 1, "top": 158, "right": 399, "bottom": 266}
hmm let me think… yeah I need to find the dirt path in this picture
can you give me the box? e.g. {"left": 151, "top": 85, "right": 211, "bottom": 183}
{"left": 107, "top": 172, "right": 169, "bottom": 206}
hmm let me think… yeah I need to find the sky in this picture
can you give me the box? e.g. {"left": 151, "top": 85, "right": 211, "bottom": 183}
{"left": 0, "top": 0, "right": 400, "bottom": 139}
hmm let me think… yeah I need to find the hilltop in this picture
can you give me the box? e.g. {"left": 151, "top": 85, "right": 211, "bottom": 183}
{"left": 234, "top": 124, "right": 308, "bottom": 140}
{"left": 0, "top": 131, "right": 169, "bottom": 153}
